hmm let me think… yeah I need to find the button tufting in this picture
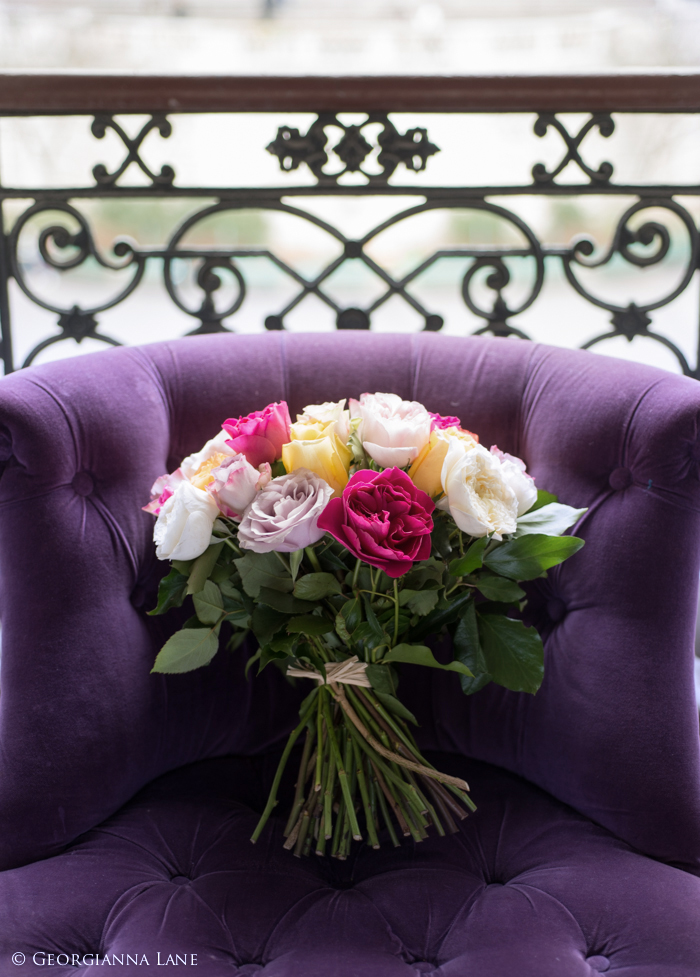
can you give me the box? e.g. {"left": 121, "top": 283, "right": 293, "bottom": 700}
{"left": 130, "top": 586, "right": 146, "bottom": 609}
{"left": 237, "top": 966, "right": 262, "bottom": 975}
{"left": 72, "top": 471, "right": 94, "bottom": 496}
{"left": 608, "top": 467, "right": 632, "bottom": 491}
{"left": 170, "top": 875, "right": 190, "bottom": 885}
{"left": 587, "top": 955, "right": 610, "bottom": 973}
{"left": 547, "top": 598, "right": 567, "bottom": 622}
{"left": 413, "top": 963, "right": 436, "bottom": 974}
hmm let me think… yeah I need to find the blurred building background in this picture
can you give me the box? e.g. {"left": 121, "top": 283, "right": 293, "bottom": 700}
{"left": 0, "top": 0, "right": 699, "bottom": 73}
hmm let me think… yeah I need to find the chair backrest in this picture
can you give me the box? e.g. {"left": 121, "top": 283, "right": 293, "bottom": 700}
{"left": 0, "top": 332, "right": 699, "bottom": 872}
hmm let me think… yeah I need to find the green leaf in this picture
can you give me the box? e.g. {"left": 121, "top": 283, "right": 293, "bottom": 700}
{"left": 228, "top": 629, "right": 249, "bottom": 654}
{"left": 268, "top": 633, "right": 298, "bottom": 656}
{"left": 258, "top": 586, "right": 317, "bottom": 615}
{"left": 151, "top": 627, "right": 219, "bottom": 674}
{"left": 317, "top": 542, "right": 351, "bottom": 572}
{"left": 449, "top": 537, "right": 489, "bottom": 577}
{"left": 483, "top": 534, "right": 585, "bottom": 581}
{"left": 335, "top": 614, "right": 352, "bottom": 644}
{"left": 403, "top": 558, "right": 444, "bottom": 590}
{"left": 408, "top": 589, "right": 474, "bottom": 642}
{"left": 234, "top": 551, "right": 293, "bottom": 598}
{"left": 431, "top": 516, "right": 452, "bottom": 559}
{"left": 289, "top": 548, "right": 304, "bottom": 583}
{"left": 362, "top": 595, "right": 384, "bottom": 640}
{"left": 529, "top": 488, "right": 558, "bottom": 512}
{"left": 514, "top": 503, "right": 587, "bottom": 538}
{"left": 366, "top": 663, "right": 398, "bottom": 696}
{"left": 473, "top": 572, "right": 525, "bottom": 603}
{"left": 398, "top": 589, "right": 439, "bottom": 616}
{"left": 477, "top": 612, "right": 544, "bottom": 694}
{"left": 172, "top": 559, "right": 194, "bottom": 576}
{"left": 244, "top": 646, "right": 261, "bottom": 678}
{"left": 258, "top": 646, "right": 289, "bottom": 673}
{"left": 453, "top": 602, "right": 492, "bottom": 695}
{"left": 193, "top": 579, "right": 225, "bottom": 625}
{"left": 383, "top": 643, "right": 473, "bottom": 676}
{"left": 220, "top": 578, "right": 243, "bottom": 599}
{"left": 293, "top": 572, "right": 342, "bottom": 601}
{"left": 187, "top": 542, "right": 225, "bottom": 595}
{"left": 148, "top": 568, "right": 188, "bottom": 616}
{"left": 270, "top": 459, "right": 287, "bottom": 478}
{"left": 287, "top": 614, "right": 335, "bottom": 636}
{"left": 340, "top": 596, "right": 362, "bottom": 633}
{"left": 375, "top": 691, "right": 418, "bottom": 726}
{"left": 251, "top": 605, "right": 289, "bottom": 646}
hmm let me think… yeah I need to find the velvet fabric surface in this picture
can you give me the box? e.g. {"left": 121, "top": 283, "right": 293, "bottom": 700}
{"left": 0, "top": 332, "right": 699, "bottom": 974}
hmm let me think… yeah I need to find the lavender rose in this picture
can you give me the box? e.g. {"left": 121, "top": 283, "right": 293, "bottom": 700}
{"left": 237, "top": 468, "right": 333, "bottom": 553}
{"left": 317, "top": 467, "right": 434, "bottom": 578}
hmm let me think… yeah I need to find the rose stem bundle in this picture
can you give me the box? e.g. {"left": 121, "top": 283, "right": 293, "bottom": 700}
{"left": 252, "top": 681, "right": 475, "bottom": 858}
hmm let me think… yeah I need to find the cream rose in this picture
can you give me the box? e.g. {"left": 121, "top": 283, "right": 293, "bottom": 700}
{"left": 490, "top": 446, "right": 537, "bottom": 516}
{"left": 349, "top": 392, "right": 431, "bottom": 469}
{"left": 296, "top": 400, "right": 351, "bottom": 443}
{"left": 437, "top": 440, "right": 518, "bottom": 538}
{"left": 153, "top": 480, "right": 220, "bottom": 561}
{"left": 237, "top": 468, "right": 333, "bottom": 553}
{"left": 180, "top": 429, "right": 235, "bottom": 481}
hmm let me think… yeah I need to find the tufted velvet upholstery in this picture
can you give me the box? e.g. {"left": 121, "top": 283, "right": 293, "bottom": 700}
{"left": 1, "top": 332, "right": 700, "bottom": 974}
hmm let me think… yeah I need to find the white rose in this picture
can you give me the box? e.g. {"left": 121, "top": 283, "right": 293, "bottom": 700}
{"left": 349, "top": 392, "right": 431, "bottom": 469}
{"left": 297, "top": 400, "right": 351, "bottom": 442}
{"left": 208, "top": 455, "right": 271, "bottom": 520}
{"left": 490, "top": 445, "right": 537, "bottom": 516}
{"left": 437, "top": 440, "right": 518, "bottom": 538}
{"left": 237, "top": 468, "right": 333, "bottom": 553}
{"left": 153, "top": 480, "right": 220, "bottom": 561}
{"left": 180, "top": 429, "right": 235, "bottom": 480}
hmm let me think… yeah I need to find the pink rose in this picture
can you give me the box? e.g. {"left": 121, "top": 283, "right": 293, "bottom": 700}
{"left": 429, "top": 411, "right": 480, "bottom": 442}
{"left": 142, "top": 469, "right": 186, "bottom": 515}
{"left": 222, "top": 401, "right": 292, "bottom": 469}
{"left": 207, "top": 455, "right": 271, "bottom": 519}
{"left": 317, "top": 467, "right": 434, "bottom": 578}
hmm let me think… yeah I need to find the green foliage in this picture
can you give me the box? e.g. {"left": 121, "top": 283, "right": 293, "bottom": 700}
{"left": 476, "top": 612, "right": 544, "bottom": 694}
{"left": 514, "top": 503, "right": 587, "bottom": 538}
{"left": 289, "top": 548, "right": 304, "bottom": 582}
{"left": 234, "top": 551, "right": 294, "bottom": 598}
{"left": 529, "top": 488, "right": 558, "bottom": 512}
{"left": 193, "top": 580, "right": 224, "bottom": 626}
{"left": 431, "top": 515, "right": 453, "bottom": 559}
{"left": 473, "top": 572, "right": 525, "bottom": 603}
{"left": 258, "top": 586, "right": 317, "bottom": 615}
{"left": 382, "top": 643, "right": 473, "bottom": 677}
{"left": 449, "top": 537, "right": 489, "bottom": 577}
{"left": 398, "top": 589, "right": 439, "bottom": 616}
{"left": 187, "top": 542, "right": 225, "bottom": 595}
{"left": 287, "top": 614, "right": 335, "bottom": 636}
{"left": 148, "top": 568, "right": 188, "bottom": 616}
{"left": 252, "top": 605, "right": 289, "bottom": 646}
{"left": 293, "top": 572, "right": 343, "bottom": 601}
{"left": 483, "top": 533, "right": 585, "bottom": 581}
{"left": 375, "top": 691, "right": 417, "bottom": 726}
{"left": 151, "top": 627, "right": 219, "bottom": 674}
{"left": 366, "top": 663, "right": 398, "bottom": 695}
{"left": 452, "top": 602, "right": 491, "bottom": 695}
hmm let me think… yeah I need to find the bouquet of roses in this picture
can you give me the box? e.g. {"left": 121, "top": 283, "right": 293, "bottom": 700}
{"left": 146, "top": 393, "right": 585, "bottom": 859}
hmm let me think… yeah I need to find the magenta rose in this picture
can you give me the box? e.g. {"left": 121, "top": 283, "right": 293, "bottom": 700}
{"left": 222, "top": 401, "right": 292, "bottom": 469}
{"left": 317, "top": 467, "right": 434, "bottom": 578}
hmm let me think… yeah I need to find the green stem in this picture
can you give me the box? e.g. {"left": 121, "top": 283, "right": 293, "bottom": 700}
{"left": 284, "top": 726, "right": 315, "bottom": 837}
{"left": 314, "top": 694, "right": 324, "bottom": 792}
{"left": 352, "top": 737, "right": 380, "bottom": 849}
{"left": 323, "top": 736, "right": 337, "bottom": 840}
{"left": 374, "top": 771, "right": 400, "bottom": 847}
{"left": 352, "top": 557, "right": 362, "bottom": 590}
{"left": 393, "top": 579, "right": 400, "bottom": 645}
{"left": 251, "top": 689, "right": 318, "bottom": 844}
{"left": 322, "top": 693, "right": 362, "bottom": 841}
{"left": 305, "top": 546, "right": 323, "bottom": 573}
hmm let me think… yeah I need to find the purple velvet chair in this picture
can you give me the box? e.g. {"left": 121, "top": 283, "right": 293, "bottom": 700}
{"left": 1, "top": 332, "right": 700, "bottom": 976}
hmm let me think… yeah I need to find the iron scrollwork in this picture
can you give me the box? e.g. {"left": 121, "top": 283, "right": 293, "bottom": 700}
{"left": 1, "top": 108, "right": 699, "bottom": 378}
{"left": 266, "top": 113, "right": 440, "bottom": 185}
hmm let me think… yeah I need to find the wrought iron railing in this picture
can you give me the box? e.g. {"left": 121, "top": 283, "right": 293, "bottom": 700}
{"left": 1, "top": 72, "right": 699, "bottom": 375}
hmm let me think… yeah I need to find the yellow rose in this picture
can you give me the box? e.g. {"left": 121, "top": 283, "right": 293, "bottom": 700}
{"left": 408, "top": 427, "right": 478, "bottom": 497}
{"left": 190, "top": 451, "right": 227, "bottom": 490}
{"left": 282, "top": 435, "right": 351, "bottom": 496}
{"left": 289, "top": 419, "right": 336, "bottom": 442}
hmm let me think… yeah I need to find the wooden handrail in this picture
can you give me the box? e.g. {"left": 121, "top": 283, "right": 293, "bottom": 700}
{"left": 0, "top": 71, "right": 699, "bottom": 114}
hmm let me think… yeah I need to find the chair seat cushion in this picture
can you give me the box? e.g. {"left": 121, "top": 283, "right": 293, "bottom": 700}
{"left": 2, "top": 752, "right": 699, "bottom": 976}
